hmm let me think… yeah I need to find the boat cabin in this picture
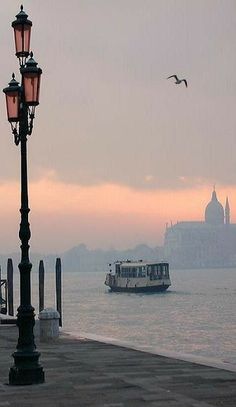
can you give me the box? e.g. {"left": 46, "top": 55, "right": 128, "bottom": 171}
{"left": 115, "top": 261, "right": 169, "bottom": 280}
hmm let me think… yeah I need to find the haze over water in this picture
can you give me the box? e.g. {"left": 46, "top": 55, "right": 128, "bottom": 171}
{"left": 11, "top": 268, "right": 236, "bottom": 367}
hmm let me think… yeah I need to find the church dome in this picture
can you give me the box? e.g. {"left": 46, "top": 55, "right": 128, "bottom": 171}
{"left": 205, "top": 190, "right": 224, "bottom": 225}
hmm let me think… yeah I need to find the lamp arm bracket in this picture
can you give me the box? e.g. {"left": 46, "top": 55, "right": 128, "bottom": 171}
{"left": 27, "top": 112, "right": 34, "bottom": 136}
{"left": 10, "top": 110, "right": 35, "bottom": 146}
{"left": 12, "top": 127, "right": 20, "bottom": 146}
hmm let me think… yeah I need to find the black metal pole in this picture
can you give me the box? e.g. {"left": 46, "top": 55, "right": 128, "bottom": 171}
{"left": 39, "top": 260, "right": 45, "bottom": 313}
{"left": 9, "top": 103, "right": 44, "bottom": 385}
{"left": 7, "top": 258, "right": 14, "bottom": 316}
{"left": 55, "top": 258, "right": 62, "bottom": 327}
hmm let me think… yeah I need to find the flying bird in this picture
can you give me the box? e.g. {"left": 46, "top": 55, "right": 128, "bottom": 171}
{"left": 167, "top": 75, "right": 187, "bottom": 87}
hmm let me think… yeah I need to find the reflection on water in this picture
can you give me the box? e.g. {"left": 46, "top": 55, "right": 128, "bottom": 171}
{"left": 12, "top": 268, "right": 236, "bottom": 364}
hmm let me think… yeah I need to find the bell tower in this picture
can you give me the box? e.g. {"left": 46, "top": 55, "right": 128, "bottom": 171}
{"left": 225, "top": 197, "right": 230, "bottom": 225}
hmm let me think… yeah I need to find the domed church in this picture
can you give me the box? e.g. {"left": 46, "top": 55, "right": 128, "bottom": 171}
{"left": 205, "top": 190, "right": 225, "bottom": 225}
{"left": 164, "top": 189, "right": 236, "bottom": 268}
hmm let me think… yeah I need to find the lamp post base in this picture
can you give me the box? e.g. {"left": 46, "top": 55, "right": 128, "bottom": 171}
{"left": 9, "top": 351, "right": 45, "bottom": 385}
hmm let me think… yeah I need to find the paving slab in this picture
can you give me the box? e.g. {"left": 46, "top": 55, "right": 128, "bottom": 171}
{"left": 0, "top": 326, "right": 236, "bottom": 406}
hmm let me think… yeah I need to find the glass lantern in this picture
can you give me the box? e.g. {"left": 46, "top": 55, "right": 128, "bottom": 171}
{"left": 12, "top": 5, "right": 32, "bottom": 59}
{"left": 3, "top": 74, "right": 21, "bottom": 122}
{"left": 21, "top": 53, "right": 42, "bottom": 106}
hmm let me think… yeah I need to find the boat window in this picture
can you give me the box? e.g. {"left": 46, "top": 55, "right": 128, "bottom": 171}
{"left": 137, "top": 267, "right": 146, "bottom": 277}
{"left": 115, "top": 264, "right": 121, "bottom": 276}
{"left": 150, "top": 265, "right": 157, "bottom": 280}
{"left": 121, "top": 267, "right": 129, "bottom": 278}
{"left": 148, "top": 264, "right": 162, "bottom": 280}
{"left": 128, "top": 267, "right": 137, "bottom": 278}
{"left": 162, "top": 264, "right": 169, "bottom": 278}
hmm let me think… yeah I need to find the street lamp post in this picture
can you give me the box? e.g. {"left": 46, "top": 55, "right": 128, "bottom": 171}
{"left": 3, "top": 6, "right": 44, "bottom": 385}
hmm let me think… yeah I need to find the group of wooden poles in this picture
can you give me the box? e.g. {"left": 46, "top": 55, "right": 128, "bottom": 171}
{"left": 0, "top": 258, "right": 62, "bottom": 327}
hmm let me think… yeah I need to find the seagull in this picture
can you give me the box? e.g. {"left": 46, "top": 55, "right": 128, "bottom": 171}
{"left": 167, "top": 75, "right": 187, "bottom": 87}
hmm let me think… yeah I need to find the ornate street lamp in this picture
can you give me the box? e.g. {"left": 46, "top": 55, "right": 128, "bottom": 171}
{"left": 3, "top": 6, "right": 44, "bottom": 385}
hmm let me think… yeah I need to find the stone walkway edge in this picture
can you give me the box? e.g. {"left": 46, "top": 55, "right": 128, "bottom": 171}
{"left": 67, "top": 330, "right": 236, "bottom": 373}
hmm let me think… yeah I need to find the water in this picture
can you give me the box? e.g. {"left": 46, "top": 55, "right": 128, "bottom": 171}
{"left": 12, "top": 268, "right": 236, "bottom": 365}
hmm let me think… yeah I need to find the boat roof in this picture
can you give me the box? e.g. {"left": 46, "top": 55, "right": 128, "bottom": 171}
{"left": 116, "top": 261, "right": 168, "bottom": 267}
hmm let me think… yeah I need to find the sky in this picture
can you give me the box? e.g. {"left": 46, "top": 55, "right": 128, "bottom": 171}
{"left": 0, "top": 0, "right": 236, "bottom": 253}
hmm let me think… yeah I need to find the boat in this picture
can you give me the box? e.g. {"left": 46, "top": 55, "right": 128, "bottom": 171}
{"left": 105, "top": 260, "right": 171, "bottom": 293}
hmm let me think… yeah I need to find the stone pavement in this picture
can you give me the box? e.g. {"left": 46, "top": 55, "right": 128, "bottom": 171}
{"left": 0, "top": 325, "right": 236, "bottom": 406}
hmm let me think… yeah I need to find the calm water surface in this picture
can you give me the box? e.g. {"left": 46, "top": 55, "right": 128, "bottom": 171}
{"left": 13, "top": 268, "right": 236, "bottom": 364}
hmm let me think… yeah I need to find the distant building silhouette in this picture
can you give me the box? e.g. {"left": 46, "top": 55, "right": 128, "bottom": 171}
{"left": 164, "top": 189, "right": 236, "bottom": 268}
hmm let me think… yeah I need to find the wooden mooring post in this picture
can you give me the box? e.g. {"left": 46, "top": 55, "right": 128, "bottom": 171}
{"left": 0, "top": 266, "right": 2, "bottom": 307}
{"left": 55, "top": 258, "right": 62, "bottom": 327}
{"left": 7, "top": 258, "right": 14, "bottom": 316}
{"left": 0, "top": 266, "right": 7, "bottom": 315}
{"left": 38, "top": 258, "right": 62, "bottom": 326}
{"left": 39, "top": 260, "right": 45, "bottom": 312}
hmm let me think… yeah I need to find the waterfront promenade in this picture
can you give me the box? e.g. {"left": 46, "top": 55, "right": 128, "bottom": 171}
{"left": 0, "top": 325, "right": 236, "bottom": 406}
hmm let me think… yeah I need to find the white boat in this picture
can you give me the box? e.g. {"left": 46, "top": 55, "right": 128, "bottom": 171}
{"left": 105, "top": 260, "right": 171, "bottom": 293}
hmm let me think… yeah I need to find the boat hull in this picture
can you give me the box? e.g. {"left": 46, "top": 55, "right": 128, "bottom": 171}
{"left": 107, "top": 284, "right": 170, "bottom": 293}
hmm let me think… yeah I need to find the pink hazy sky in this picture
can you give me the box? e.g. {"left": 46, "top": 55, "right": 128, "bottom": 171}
{"left": 0, "top": 1, "right": 236, "bottom": 253}
{"left": 0, "top": 175, "right": 235, "bottom": 253}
